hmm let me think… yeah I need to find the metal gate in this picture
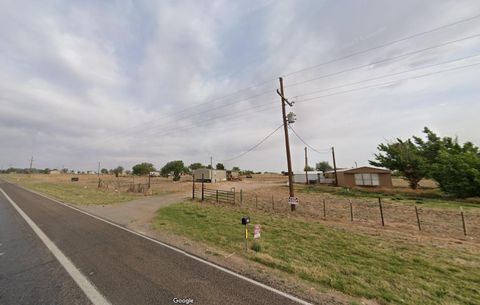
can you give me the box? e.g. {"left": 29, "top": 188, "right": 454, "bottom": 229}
{"left": 192, "top": 176, "right": 235, "bottom": 204}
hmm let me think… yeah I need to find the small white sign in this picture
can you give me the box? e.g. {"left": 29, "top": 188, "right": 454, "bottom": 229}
{"left": 254, "top": 224, "right": 261, "bottom": 239}
{"left": 288, "top": 197, "right": 299, "bottom": 205}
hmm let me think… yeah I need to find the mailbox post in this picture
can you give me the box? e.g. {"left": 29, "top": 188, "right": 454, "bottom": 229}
{"left": 241, "top": 216, "right": 250, "bottom": 252}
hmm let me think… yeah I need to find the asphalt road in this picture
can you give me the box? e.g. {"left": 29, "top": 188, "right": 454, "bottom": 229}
{"left": 0, "top": 181, "right": 309, "bottom": 305}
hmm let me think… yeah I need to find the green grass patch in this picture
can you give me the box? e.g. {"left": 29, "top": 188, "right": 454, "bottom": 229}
{"left": 21, "top": 182, "right": 136, "bottom": 205}
{"left": 154, "top": 202, "right": 480, "bottom": 305}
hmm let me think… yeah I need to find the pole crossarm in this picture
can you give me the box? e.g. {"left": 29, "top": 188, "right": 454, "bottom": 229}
{"left": 276, "top": 89, "right": 294, "bottom": 106}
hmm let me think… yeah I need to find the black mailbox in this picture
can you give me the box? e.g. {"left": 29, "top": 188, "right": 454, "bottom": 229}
{"left": 241, "top": 216, "right": 250, "bottom": 225}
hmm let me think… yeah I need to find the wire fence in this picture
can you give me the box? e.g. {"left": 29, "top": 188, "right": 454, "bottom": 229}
{"left": 193, "top": 184, "right": 479, "bottom": 240}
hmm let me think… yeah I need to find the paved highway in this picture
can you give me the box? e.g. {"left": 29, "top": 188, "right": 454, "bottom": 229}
{"left": 0, "top": 181, "right": 310, "bottom": 305}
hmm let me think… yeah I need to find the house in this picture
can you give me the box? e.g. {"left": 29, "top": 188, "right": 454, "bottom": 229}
{"left": 293, "top": 171, "right": 334, "bottom": 184}
{"left": 193, "top": 168, "right": 227, "bottom": 183}
{"left": 325, "top": 166, "right": 392, "bottom": 188}
{"left": 48, "top": 169, "right": 61, "bottom": 175}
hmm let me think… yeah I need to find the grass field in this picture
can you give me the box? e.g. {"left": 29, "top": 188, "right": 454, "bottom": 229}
{"left": 154, "top": 202, "right": 480, "bottom": 305}
{"left": 0, "top": 174, "right": 137, "bottom": 205}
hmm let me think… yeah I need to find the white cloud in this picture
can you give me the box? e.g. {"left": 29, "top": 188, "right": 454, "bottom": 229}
{"left": 0, "top": 0, "right": 479, "bottom": 171}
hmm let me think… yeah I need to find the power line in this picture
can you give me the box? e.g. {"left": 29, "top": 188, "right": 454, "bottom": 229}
{"left": 286, "top": 33, "right": 480, "bottom": 88}
{"left": 99, "top": 14, "right": 480, "bottom": 143}
{"left": 107, "top": 48, "right": 480, "bottom": 144}
{"left": 282, "top": 13, "right": 480, "bottom": 77}
{"left": 222, "top": 124, "right": 284, "bottom": 162}
{"left": 295, "top": 61, "right": 480, "bottom": 104}
{"left": 294, "top": 52, "right": 480, "bottom": 99}
{"left": 288, "top": 125, "right": 331, "bottom": 154}
{"left": 100, "top": 88, "right": 276, "bottom": 143}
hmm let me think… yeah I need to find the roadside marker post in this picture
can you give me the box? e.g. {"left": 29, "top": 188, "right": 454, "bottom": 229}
{"left": 254, "top": 224, "right": 261, "bottom": 239}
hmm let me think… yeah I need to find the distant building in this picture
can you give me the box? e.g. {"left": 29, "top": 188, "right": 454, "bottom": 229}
{"left": 293, "top": 171, "right": 334, "bottom": 184}
{"left": 226, "top": 170, "right": 241, "bottom": 181}
{"left": 49, "top": 170, "right": 61, "bottom": 175}
{"left": 149, "top": 171, "right": 161, "bottom": 177}
{"left": 325, "top": 166, "right": 392, "bottom": 188}
{"left": 193, "top": 168, "right": 227, "bottom": 183}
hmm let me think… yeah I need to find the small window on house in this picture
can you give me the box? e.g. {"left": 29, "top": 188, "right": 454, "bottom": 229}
{"left": 354, "top": 173, "right": 380, "bottom": 186}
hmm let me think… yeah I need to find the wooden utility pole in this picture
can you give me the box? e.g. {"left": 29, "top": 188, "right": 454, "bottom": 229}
{"left": 331, "top": 147, "right": 338, "bottom": 186}
{"left": 278, "top": 77, "right": 295, "bottom": 211}
{"left": 210, "top": 156, "right": 213, "bottom": 169}
{"left": 29, "top": 156, "right": 34, "bottom": 174}
{"left": 304, "top": 147, "right": 309, "bottom": 185}
{"left": 97, "top": 162, "right": 101, "bottom": 188}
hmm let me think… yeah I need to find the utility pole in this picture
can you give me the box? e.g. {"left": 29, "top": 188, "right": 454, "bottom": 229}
{"left": 277, "top": 77, "right": 296, "bottom": 211}
{"left": 210, "top": 156, "right": 213, "bottom": 169}
{"left": 29, "top": 156, "right": 34, "bottom": 174}
{"left": 304, "top": 147, "right": 309, "bottom": 185}
{"left": 331, "top": 147, "right": 338, "bottom": 187}
{"left": 97, "top": 162, "right": 101, "bottom": 188}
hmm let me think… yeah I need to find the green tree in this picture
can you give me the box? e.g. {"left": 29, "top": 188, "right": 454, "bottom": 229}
{"left": 315, "top": 161, "right": 332, "bottom": 172}
{"left": 132, "top": 162, "right": 155, "bottom": 176}
{"left": 101, "top": 168, "right": 108, "bottom": 174}
{"left": 216, "top": 163, "right": 225, "bottom": 170}
{"left": 370, "top": 139, "right": 427, "bottom": 189}
{"left": 160, "top": 160, "right": 186, "bottom": 181}
{"left": 188, "top": 163, "right": 204, "bottom": 170}
{"left": 232, "top": 166, "right": 240, "bottom": 172}
{"left": 304, "top": 165, "right": 314, "bottom": 171}
{"left": 413, "top": 127, "right": 480, "bottom": 197}
{"left": 112, "top": 166, "right": 124, "bottom": 178}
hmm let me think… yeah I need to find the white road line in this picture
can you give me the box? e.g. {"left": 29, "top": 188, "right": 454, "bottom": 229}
{"left": 9, "top": 183, "right": 313, "bottom": 305}
{"left": 0, "top": 188, "right": 111, "bottom": 305}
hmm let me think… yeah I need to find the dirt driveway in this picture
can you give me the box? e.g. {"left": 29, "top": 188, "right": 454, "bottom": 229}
{"left": 79, "top": 191, "right": 189, "bottom": 233}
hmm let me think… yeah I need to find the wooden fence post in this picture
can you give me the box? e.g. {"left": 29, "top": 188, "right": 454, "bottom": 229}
{"left": 349, "top": 199, "right": 353, "bottom": 221}
{"left": 216, "top": 190, "right": 219, "bottom": 203}
{"left": 378, "top": 197, "right": 385, "bottom": 227}
{"left": 323, "top": 199, "right": 326, "bottom": 218}
{"left": 415, "top": 206, "right": 421, "bottom": 231}
{"left": 272, "top": 196, "right": 275, "bottom": 211}
{"left": 201, "top": 174, "right": 204, "bottom": 201}
{"left": 240, "top": 189, "right": 243, "bottom": 205}
{"left": 461, "top": 209, "right": 467, "bottom": 236}
{"left": 192, "top": 175, "right": 195, "bottom": 199}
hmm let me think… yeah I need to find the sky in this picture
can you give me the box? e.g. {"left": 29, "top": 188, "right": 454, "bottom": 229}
{"left": 1, "top": 0, "right": 480, "bottom": 172}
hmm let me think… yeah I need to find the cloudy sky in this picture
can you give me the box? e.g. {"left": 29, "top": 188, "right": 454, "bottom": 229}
{"left": 1, "top": 0, "right": 480, "bottom": 172}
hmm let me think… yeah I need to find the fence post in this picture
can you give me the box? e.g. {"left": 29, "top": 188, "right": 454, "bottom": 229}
{"left": 323, "top": 199, "right": 326, "bottom": 218}
{"left": 192, "top": 174, "right": 195, "bottom": 199}
{"left": 415, "top": 206, "right": 421, "bottom": 231}
{"left": 216, "top": 190, "right": 219, "bottom": 203}
{"left": 378, "top": 197, "right": 385, "bottom": 227}
{"left": 272, "top": 196, "right": 275, "bottom": 211}
{"left": 349, "top": 199, "right": 353, "bottom": 221}
{"left": 461, "top": 209, "right": 467, "bottom": 236}
{"left": 201, "top": 174, "right": 204, "bottom": 201}
{"left": 240, "top": 189, "right": 243, "bottom": 205}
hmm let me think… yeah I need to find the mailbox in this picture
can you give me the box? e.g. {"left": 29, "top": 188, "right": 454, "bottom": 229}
{"left": 241, "top": 216, "right": 250, "bottom": 225}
